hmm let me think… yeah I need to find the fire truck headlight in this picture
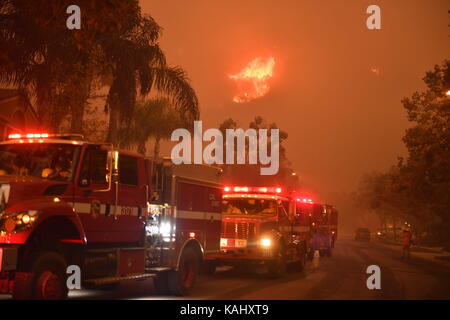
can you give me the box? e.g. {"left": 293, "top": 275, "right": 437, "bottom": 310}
{"left": 159, "top": 222, "right": 175, "bottom": 241}
{"left": 220, "top": 238, "right": 228, "bottom": 247}
{"left": 1, "top": 210, "right": 40, "bottom": 233}
{"left": 260, "top": 238, "right": 272, "bottom": 247}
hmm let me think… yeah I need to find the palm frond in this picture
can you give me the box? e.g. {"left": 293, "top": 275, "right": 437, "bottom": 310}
{"left": 152, "top": 66, "right": 200, "bottom": 122}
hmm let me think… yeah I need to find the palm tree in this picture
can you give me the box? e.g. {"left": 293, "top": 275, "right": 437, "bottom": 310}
{"left": 0, "top": 0, "right": 147, "bottom": 134}
{"left": 1, "top": 1, "right": 198, "bottom": 139}
{"left": 1, "top": 1, "right": 64, "bottom": 130}
{"left": 101, "top": 15, "right": 199, "bottom": 145}
{"left": 0, "top": 1, "right": 96, "bottom": 132}
{"left": 120, "top": 97, "right": 192, "bottom": 158}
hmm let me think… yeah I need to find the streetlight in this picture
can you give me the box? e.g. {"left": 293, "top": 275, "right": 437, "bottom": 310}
{"left": 446, "top": 90, "right": 450, "bottom": 96}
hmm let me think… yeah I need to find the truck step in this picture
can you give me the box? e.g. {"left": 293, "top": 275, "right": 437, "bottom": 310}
{"left": 145, "top": 267, "right": 172, "bottom": 272}
{"left": 84, "top": 273, "right": 156, "bottom": 285}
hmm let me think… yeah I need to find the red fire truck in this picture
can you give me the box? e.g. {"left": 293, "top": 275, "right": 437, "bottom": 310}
{"left": 0, "top": 134, "right": 222, "bottom": 299}
{"left": 147, "top": 157, "right": 222, "bottom": 295}
{"left": 299, "top": 201, "right": 338, "bottom": 259}
{"left": 216, "top": 186, "right": 309, "bottom": 278}
{"left": 325, "top": 204, "right": 338, "bottom": 248}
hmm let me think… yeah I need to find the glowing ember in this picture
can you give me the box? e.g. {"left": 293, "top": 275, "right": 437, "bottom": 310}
{"left": 370, "top": 67, "right": 381, "bottom": 76}
{"left": 229, "top": 57, "right": 275, "bottom": 103}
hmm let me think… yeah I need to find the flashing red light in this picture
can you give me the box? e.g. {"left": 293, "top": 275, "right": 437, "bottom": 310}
{"left": 224, "top": 186, "right": 282, "bottom": 195}
{"left": 296, "top": 198, "right": 314, "bottom": 204}
{"left": 8, "top": 133, "right": 49, "bottom": 139}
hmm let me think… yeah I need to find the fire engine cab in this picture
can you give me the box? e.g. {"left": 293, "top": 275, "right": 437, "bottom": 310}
{"left": 0, "top": 133, "right": 222, "bottom": 299}
{"left": 216, "top": 186, "right": 308, "bottom": 278}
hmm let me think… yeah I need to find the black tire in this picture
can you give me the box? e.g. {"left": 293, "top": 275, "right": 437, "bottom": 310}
{"left": 307, "top": 250, "right": 315, "bottom": 260}
{"left": 153, "top": 272, "right": 170, "bottom": 295}
{"left": 319, "top": 250, "right": 326, "bottom": 257}
{"left": 326, "top": 248, "right": 332, "bottom": 257}
{"left": 298, "top": 246, "right": 307, "bottom": 271}
{"left": 267, "top": 243, "right": 287, "bottom": 279}
{"left": 289, "top": 245, "right": 306, "bottom": 272}
{"left": 168, "top": 247, "right": 199, "bottom": 296}
{"left": 13, "top": 251, "right": 68, "bottom": 300}
{"left": 234, "top": 262, "right": 250, "bottom": 274}
{"left": 200, "top": 260, "right": 217, "bottom": 275}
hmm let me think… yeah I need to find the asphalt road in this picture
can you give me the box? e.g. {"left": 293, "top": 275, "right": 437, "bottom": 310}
{"left": 1, "top": 238, "right": 449, "bottom": 300}
{"left": 65, "top": 238, "right": 450, "bottom": 300}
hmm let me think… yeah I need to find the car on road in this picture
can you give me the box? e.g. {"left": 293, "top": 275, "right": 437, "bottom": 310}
{"left": 354, "top": 228, "right": 371, "bottom": 241}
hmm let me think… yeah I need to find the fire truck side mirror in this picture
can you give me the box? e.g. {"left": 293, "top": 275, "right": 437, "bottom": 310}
{"left": 95, "top": 150, "right": 118, "bottom": 192}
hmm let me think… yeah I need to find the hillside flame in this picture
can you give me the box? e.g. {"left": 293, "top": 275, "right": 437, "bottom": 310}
{"left": 229, "top": 57, "right": 275, "bottom": 103}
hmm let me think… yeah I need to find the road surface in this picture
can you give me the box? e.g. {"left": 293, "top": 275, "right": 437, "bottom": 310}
{"left": 73, "top": 238, "right": 450, "bottom": 300}
{"left": 1, "top": 238, "right": 449, "bottom": 300}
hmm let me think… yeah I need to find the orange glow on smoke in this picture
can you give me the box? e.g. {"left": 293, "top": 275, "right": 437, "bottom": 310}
{"left": 229, "top": 57, "right": 275, "bottom": 103}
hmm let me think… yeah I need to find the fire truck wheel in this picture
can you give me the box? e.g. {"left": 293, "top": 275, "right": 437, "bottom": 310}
{"left": 326, "top": 248, "right": 333, "bottom": 257}
{"left": 319, "top": 250, "right": 326, "bottom": 257}
{"left": 168, "top": 247, "right": 199, "bottom": 296}
{"left": 13, "top": 252, "right": 68, "bottom": 300}
{"left": 296, "top": 247, "right": 307, "bottom": 272}
{"left": 200, "top": 260, "right": 217, "bottom": 275}
{"left": 153, "top": 272, "right": 170, "bottom": 295}
{"left": 267, "top": 243, "right": 287, "bottom": 279}
{"left": 287, "top": 245, "right": 306, "bottom": 272}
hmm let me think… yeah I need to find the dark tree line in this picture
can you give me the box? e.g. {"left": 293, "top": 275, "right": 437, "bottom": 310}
{"left": 218, "top": 116, "right": 301, "bottom": 192}
{"left": 354, "top": 60, "right": 450, "bottom": 246}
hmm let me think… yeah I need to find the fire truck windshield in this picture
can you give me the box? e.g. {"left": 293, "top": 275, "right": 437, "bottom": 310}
{"left": 0, "top": 143, "right": 80, "bottom": 181}
{"left": 222, "top": 198, "right": 277, "bottom": 216}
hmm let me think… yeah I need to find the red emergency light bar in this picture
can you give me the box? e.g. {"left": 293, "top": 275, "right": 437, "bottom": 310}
{"left": 296, "top": 198, "right": 314, "bottom": 204}
{"left": 8, "top": 133, "right": 49, "bottom": 139}
{"left": 224, "top": 186, "right": 282, "bottom": 194}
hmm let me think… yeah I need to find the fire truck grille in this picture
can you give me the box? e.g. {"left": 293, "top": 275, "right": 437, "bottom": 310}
{"left": 222, "top": 222, "right": 257, "bottom": 240}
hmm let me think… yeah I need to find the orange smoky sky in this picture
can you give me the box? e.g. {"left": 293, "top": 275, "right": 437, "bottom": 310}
{"left": 141, "top": 0, "right": 449, "bottom": 231}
